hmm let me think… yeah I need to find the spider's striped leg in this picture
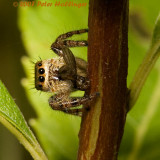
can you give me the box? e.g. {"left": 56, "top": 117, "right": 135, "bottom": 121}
{"left": 56, "top": 29, "right": 88, "bottom": 42}
{"left": 61, "top": 40, "right": 88, "bottom": 48}
{"left": 49, "top": 92, "right": 99, "bottom": 116}
{"left": 51, "top": 41, "right": 88, "bottom": 54}
{"left": 76, "top": 75, "right": 90, "bottom": 91}
{"left": 62, "top": 108, "right": 83, "bottom": 117}
{"left": 51, "top": 29, "right": 88, "bottom": 54}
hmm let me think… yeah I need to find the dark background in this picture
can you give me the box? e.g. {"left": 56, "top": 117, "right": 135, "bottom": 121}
{"left": 0, "top": 1, "right": 35, "bottom": 159}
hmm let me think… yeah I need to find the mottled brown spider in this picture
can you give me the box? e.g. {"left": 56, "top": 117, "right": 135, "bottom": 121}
{"left": 35, "top": 29, "right": 98, "bottom": 116}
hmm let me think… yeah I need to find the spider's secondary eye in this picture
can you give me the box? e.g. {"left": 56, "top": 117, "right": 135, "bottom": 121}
{"left": 39, "top": 68, "right": 45, "bottom": 74}
{"left": 38, "top": 63, "right": 42, "bottom": 66}
{"left": 39, "top": 76, "right": 45, "bottom": 82}
{"left": 38, "top": 84, "right": 42, "bottom": 88}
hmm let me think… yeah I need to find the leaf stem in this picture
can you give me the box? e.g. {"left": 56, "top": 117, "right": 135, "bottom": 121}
{"left": 129, "top": 40, "right": 160, "bottom": 109}
{"left": 128, "top": 66, "right": 160, "bottom": 160}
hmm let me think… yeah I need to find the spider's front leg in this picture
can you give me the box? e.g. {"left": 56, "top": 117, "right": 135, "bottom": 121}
{"left": 51, "top": 29, "right": 88, "bottom": 55}
{"left": 49, "top": 92, "right": 98, "bottom": 116}
{"left": 57, "top": 47, "right": 90, "bottom": 90}
{"left": 57, "top": 47, "right": 77, "bottom": 83}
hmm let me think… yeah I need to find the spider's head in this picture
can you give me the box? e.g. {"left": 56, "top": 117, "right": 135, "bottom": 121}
{"left": 35, "top": 60, "right": 51, "bottom": 92}
{"left": 35, "top": 57, "right": 66, "bottom": 92}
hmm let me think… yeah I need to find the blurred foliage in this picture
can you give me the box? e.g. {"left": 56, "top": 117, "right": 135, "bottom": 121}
{"left": 18, "top": 0, "right": 160, "bottom": 159}
{"left": 120, "top": 0, "right": 160, "bottom": 160}
{"left": 19, "top": 0, "right": 88, "bottom": 159}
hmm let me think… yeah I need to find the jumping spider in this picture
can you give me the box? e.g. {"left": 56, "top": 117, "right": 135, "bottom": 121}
{"left": 35, "top": 29, "right": 98, "bottom": 116}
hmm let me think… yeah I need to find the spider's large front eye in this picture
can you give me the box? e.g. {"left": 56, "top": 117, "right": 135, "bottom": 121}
{"left": 39, "top": 68, "right": 45, "bottom": 74}
{"left": 39, "top": 76, "right": 45, "bottom": 82}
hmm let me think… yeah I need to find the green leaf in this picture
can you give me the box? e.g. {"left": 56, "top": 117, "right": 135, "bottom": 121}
{"left": 18, "top": 0, "right": 88, "bottom": 159}
{"left": 0, "top": 80, "right": 47, "bottom": 160}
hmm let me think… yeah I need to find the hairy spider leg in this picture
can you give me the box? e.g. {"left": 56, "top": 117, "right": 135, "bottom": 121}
{"left": 76, "top": 75, "right": 90, "bottom": 91}
{"left": 62, "top": 40, "right": 88, "bottom": 48}
{"left": 56, "top": 48, "right": 90, "bottom": 90}
{"left": 62, "top": 108, "right": 83, "bottom": 116}
{"left": 56, "top": 29, "right": 88, "bottom": 42}
{"left": 51, "top": 29, "right": 88, "bottom": 55}
{"left": 57, "top": 47, "right": 77, "bottom": 85}
{"left": 49, "top": 92, "right": 99, "bottom": 116}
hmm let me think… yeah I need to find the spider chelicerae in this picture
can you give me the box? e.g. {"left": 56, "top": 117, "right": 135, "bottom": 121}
{"left": 35, "top": 29, "right": 98, "bottom": 116}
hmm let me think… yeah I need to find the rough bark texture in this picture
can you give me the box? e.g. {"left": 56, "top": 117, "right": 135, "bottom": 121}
{"left": 78, "top": 0, "right": 129, "bottom": 160}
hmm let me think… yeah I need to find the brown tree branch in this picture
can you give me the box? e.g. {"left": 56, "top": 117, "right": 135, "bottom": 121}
{"left": 78, "top": 0, "right": 129, "bottom": 159}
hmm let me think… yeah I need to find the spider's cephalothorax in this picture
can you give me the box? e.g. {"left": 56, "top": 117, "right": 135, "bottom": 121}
{"left": 35, "top": 29, "right": 98, "bottom": 116}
